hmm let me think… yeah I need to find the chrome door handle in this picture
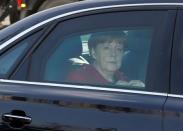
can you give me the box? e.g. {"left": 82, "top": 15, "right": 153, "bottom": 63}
{"left": 3, "top": 114, "right": 32, "bottom": 123}
{"left": 2, "top": 111, "right": 32, "bottom": 129}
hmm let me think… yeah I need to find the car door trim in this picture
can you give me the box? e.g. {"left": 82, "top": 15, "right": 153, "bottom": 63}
{"left": 0, "top": 79, "right": 167, "bottom": 97}
{"left": 0, "top": 3, "right": 182, "bottom": 50}
{"left": 168, "top": 94, "right": 183, "bottom": 98}
{"left": 2, "top": 114, "right": 32, "bottom": 122}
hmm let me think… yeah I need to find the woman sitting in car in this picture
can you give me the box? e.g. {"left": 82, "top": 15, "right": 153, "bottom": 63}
{"left": 67, "top": 31, "right": 144, "bottom": 87}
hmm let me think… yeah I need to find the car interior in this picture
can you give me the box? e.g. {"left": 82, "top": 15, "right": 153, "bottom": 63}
{"left": 43, "top": 29, "right": 152, "bottom": 86}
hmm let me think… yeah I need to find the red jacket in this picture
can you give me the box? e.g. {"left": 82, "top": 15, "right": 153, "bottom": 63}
{"left": 66, "top": 64, "right": 127, "bottom": 85}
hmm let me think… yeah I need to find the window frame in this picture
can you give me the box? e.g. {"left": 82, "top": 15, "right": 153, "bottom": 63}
{"left": 9, "top": 22, "right": 57, "bottom": 80}
{"left": 0, "top": 28, "right": 47, "bottom": 79}
{"left": 170, "top": 9, "right": 183, "bottom": 95}
{"left": 14, "top": 8, "right": 176, "bottom": 93}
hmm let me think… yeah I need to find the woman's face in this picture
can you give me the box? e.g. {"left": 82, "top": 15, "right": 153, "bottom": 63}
{"left": 92, "top": 40, "right": 124, "bottom": 74}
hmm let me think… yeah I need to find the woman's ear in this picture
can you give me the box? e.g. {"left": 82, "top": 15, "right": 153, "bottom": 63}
{"left": 91, "top": 48, "right": 96, "bottom": 59}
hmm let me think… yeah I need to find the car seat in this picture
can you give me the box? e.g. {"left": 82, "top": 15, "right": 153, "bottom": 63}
{"left": 121, "top": 30, "right": 152, "bottom": 82}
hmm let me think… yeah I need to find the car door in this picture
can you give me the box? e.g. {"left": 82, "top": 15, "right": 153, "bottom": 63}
{"left": 164, "top": 9, "right": 183, "bottom": 131}
{"left": 0, "top": 8, "right": 175, "bottom": 131}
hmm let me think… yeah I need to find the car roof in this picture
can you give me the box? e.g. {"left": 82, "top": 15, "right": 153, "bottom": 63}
{"left": 0, "top": 0, "right": 183, "bottom": 43}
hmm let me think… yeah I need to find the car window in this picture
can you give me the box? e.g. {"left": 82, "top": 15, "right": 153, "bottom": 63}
{"left": 28, "top": 11, "right": 172, "bottom": 92}
{"left": 0, "top": 30, "right": 42, "bottom": 78}
{"left": 0, "top": 43, "right": 28, "bottom": 76}
{"left": 43, "top": 29, "right": 152, "bottom": 89}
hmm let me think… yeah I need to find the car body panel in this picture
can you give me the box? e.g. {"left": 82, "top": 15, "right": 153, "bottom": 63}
{"left": 0, "top": 80, "right": 166, "bottom": 130}
{"left": 164, "top": 95, "right": 183, "bottom": 131}
{"left": 164, "top": 9, "right": 183, "bottom": 131}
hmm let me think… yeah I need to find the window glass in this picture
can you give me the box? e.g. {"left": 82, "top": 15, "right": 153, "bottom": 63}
{"left": 43, "top": 29, "right": 152, "bottom": 90}
{"left": 0, "top": 30, "right": 42, "bottom": 78}
{"left": 29, "top": 11, "right": 171, "bottom": 91}
{"left": 0, "top": 43, "right": 28, "bottom": 75}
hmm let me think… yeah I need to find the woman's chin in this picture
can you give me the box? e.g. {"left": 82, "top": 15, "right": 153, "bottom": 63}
{"left": 106, "top": 67, "right": 119, "bottom": 72}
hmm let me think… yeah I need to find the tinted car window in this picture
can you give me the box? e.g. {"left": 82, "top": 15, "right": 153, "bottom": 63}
{"left": 29, "top": 11, "right": 172, "bottom": 92}
{"left": 0, "top": 31, "right": 42, "bottom": 78}
{"left": 0, "top": 43, "right": 28, "bottom": 76}
{"left": 43, "top": 29, "right": 152, "bottom": 90}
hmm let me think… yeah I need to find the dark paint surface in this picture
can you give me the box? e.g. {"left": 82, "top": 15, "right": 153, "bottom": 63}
{"left": 164, "top": 97, "right": 183, "bottom": 131}
{"left": 0, "top": 82, "right": 165, "bottom": 130}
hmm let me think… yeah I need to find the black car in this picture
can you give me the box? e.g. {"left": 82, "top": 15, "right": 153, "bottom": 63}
{"left": 0, "top": 0, "right": 183, "bottom": 130}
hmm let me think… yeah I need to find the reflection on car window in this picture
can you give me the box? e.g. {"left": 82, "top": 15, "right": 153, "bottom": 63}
{"left": 0, "top": 31, "right": 42, "bottom": 78}
{"left": 43, "top": 28, "right": 152, "bottom": 89}
{"left": 0, "top": 43, "right": 28, "bottom": 75}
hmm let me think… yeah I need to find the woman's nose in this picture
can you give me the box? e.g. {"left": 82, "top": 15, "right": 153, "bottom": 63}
{"left": 109, "top": 48, "right": 116, "bottom": 56}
